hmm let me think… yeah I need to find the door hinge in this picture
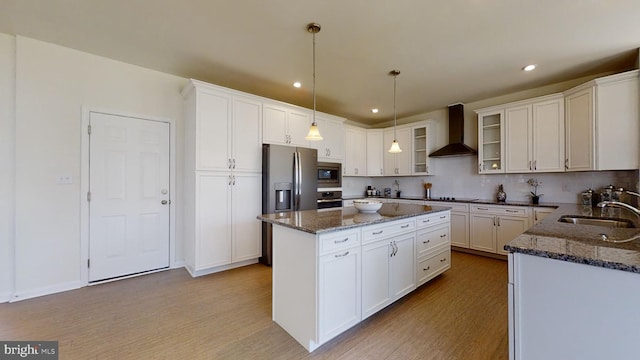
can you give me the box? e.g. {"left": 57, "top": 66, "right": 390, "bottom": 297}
{"left": 87, "top": 191, "right": 92, "bottom": 202}
{"left": 88, "top": 125, "right": 92, "bottom": 135}
{"left": 87, "top": 259, "right": 90, "bottom": 268}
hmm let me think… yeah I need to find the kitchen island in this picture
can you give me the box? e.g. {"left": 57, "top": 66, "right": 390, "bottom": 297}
{"left": 504, "top": 204, "right": 640, "bottom": 360}
{"left": 258, "top": 202, "right": 452, "bottom": 352}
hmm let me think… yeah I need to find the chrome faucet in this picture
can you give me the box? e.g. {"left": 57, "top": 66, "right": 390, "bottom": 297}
{"left": 597, "top": 189, "right": 640, "bottom": 216}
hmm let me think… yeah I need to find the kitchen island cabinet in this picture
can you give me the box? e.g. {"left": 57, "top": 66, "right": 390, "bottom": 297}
{"left": 259, "top": 203, "right": 451, "bottom": 352}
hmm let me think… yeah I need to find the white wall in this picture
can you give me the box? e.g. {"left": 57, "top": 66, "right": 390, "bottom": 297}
{"left": 11, "top": 36, "right": 187, "bottom": 301}
{"left": 0, "top": 33, "right": 16, "bottom": 301}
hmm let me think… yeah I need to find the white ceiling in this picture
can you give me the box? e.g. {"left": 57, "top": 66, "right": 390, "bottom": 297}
{"left": 0, "top": 0, "right": 638, "bottom": 125}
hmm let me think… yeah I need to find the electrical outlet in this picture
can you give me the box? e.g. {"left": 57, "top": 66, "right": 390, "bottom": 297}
{"left": 56, "top": 174, "right": 73, "bottom": 184}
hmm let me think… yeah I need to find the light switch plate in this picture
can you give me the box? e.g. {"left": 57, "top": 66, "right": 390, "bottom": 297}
{"left": 56, "top": 174, "right": 73, "bottom": 184}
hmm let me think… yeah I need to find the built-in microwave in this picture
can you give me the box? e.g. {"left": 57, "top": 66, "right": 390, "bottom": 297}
{"left": 317, "top": 162, "right": 342, "bottom": 188}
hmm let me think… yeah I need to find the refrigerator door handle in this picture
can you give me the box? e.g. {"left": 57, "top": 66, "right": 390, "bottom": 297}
{"left": 294, "top": 151, "right": 300, "bottom": 210}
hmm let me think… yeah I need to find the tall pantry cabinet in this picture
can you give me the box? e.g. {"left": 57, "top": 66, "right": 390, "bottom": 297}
{"left": 182, "top": 79, "right": 262, "bottom": 276}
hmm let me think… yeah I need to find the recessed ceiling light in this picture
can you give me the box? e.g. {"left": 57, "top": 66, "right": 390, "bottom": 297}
{"left": 371, "top": 108, "right": 379, "bottom": 113}
{"left": 293, "top": 82, "right": 301, "bottom": 88}
{"left": 523, "top": 64, "right": 536, "bottom": 72}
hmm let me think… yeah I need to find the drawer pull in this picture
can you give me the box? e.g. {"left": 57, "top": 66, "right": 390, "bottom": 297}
{"left": 478, "top": 207, "right": 489, "bottom": 211}
{"left": 440, "top": 234, "right": 447, "bottom": 238}
{"left": 401, "top": 224, "right": 410, "bottom": 228}
{"left": 506, "top": 209, "right": 518, "bottom": 213}
{"left": 373, "top": 230, "right": 384, "bottom": 235}
{"left": 439, "top": 216, "right": 446, "bottom": 219}
{"left": 423, "top": 240, "right": 430, "bottom": 244}
{"left": 440, "top": 257, "right": 447, "bottom": 262}
{"left": 335, "top": 251, "right": 350, "bottom": 258}
{"left": 422, "top": 219, "right": 430, "bottom": 223}
{"left": 334, "top": 238, "right": 349, "bottom": 244}
{"left": 423, "top": 266, "right": 430, "bottom": 271}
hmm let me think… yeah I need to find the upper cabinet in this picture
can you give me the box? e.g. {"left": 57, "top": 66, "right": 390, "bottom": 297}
{"left": 412, "top": 122, "right": 435, "bottom": 175}
{"left": 366, "top": 129, "right": 384, "bottom": 176}
{"left": 504, "top": 94, "right": 565, "bottom": 173}
{"left": 564, "top": 70, "right": 639, "bottom": 171}
{"left": 476, "top": 109, "right": 505, "bottom": 174}
{"left": 182, "top": 80, "right": 262, "bottom": 173}
{"left": 478, "top": 93, "right": 565, "bottom": 174}
{"left": 383, "top": 126, "right": 412, "bottom": 176}
{"left": 344, "top": 125, "right": 367, "bottom": 176}
{"left": 263, "top": 101, "right": 310, "bottom": 147}
{"left": 310, "top": 114, "right": 345, "bottom": 163}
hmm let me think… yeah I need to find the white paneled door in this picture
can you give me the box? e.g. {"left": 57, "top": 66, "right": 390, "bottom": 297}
{"left": 88, "top": 112, "right": 170, "bottom": 282}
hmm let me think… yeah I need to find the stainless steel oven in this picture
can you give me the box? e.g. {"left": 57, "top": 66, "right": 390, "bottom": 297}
{"left": 317, "top": 162, "right": 342, "bottom": 188}
{"left": 317, "top": 190, "right": 342, "bottom": 209}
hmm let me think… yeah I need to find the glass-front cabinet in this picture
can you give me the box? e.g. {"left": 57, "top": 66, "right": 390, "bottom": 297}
{"left": 476, "top": 109, "right": 505, "bottom": 173}
{"left": 412, "top": 125, "right": 429, "bottom": 174}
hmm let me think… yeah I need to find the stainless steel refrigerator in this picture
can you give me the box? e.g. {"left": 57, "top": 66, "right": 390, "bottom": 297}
{"left": 261, "top": 144, "right": 318, "bottom": 265}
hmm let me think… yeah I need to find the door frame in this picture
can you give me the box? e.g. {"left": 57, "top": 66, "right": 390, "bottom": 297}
{"left": 80, "top": 106, "right": 178, "bottom": 286}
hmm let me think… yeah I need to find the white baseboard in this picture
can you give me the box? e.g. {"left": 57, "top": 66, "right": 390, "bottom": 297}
{"left": 0, "top": 291, "right": 12, "bottom": 303}
{"left": 171, "top": 260, "right": 185, "bottom": 269}
{"left": 10, "top": 280, "right": 83, "bottom": 303}
{"left": 185, "top": 258, "right": 259, "bottom": 277}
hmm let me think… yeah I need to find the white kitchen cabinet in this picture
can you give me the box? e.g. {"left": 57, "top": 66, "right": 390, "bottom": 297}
{"left": 189, "top": 172, "right": 262, "bottom": 272}
{"left": 182, "top": 79, "right": 262, "bottom": 276}
{"left": 318, "top": 243, "right": 361, "bottom": 344}
{"left": 426, "top": 201, "right": 469, "bottom": 248}
{"left": 412, "top": 123, "right": 435, "bottom": 175}
{"left": 564, "top": 70, "right": 639, "bottom": 171}
{"left": 531, "top": 207, "right": 555, "bottom": 225}
{"left": 509, "top": 252, "right": 640, "bottom": 360}
{"left": 476, "top": 109, "right": 505, "bottom": 173}
{"left": 366, "top": 129, "right": 384, "bottom": 176}
{"left": 497, "top": 94, "right": 565, "bottom": 174}
{"left": 262, "top": 101, "right": 311, "bottom": 147}
{"left": 182, "top": 80, "right": 262, "bottom": 173}
{"left": 383, "top": 126, "right": 412, "bottom": 176}
{"left": 311, "top": 114, "right": 345, "bottom": 162}
{"left": 362, "top": 232, "right": 415, "bottom": 319}
{"left": 344, "top": 125, "right": 367, "bottom": 176}
{"left": 470, "top": 205, "right": 529, "bottom": 255}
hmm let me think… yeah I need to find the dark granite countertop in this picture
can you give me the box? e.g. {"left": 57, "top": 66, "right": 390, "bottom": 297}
{"left": 257, "top": 203, "right": 451, "bottom": 235}
{"left": 504, "top": 204, "right": 640, "bottom": 273}
{"left": 343, "top": 195, "right": 559, "bottom": 208}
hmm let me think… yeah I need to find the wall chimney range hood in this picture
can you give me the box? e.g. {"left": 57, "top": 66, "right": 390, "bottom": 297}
{"left": 429, "top": 103, "right": 477, "bottom": 157}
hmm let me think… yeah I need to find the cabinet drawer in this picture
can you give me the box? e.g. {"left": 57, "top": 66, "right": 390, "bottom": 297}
{"left": 426, "top": 201, "right": 469, "bottom": 213}
{"left": 362, "top": 219, "right": 415, "bottom": 244}
{"left": 416, "top": 211, "right": 450, "bottom": 229}
{"left": 470, "top": 205, "right": 528, "bottom": 217}
{"left": 416, "top": 248, "right": 451, "bottom": 286}
{"left": 319, "top": 230, "right": 360, "bottom": 255}
{"left": 416, "top": 225, "right": 450, "bottom": 258}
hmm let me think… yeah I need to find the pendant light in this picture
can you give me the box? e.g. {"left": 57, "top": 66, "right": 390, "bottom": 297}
{"left": 305, "top": 22, "right": 323, "bottom": 141}
{"left": 388, "top": 69, "right": 402, "bottom": 153}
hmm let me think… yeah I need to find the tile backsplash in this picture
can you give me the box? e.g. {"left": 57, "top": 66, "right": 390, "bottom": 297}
{"left": 342, "top": 156, "right": 639, "bottom": 205}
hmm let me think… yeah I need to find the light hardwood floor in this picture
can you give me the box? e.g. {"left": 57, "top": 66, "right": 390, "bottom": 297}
{"left": 0, "top": 251, "right": 508, "bottom": 359}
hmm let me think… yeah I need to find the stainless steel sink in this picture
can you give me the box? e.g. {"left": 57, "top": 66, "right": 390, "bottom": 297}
{"left": 558, "top": 215, "right": 636, "bottom": 228}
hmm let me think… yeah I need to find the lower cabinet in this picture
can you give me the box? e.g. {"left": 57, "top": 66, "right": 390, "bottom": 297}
{"left": 319, "top": 245, "right": 361, "bottom": 343}
{"left": 362, "top": 233, "right": 415, "bottom": 319}
{"left": 185, "top": 172, "right": 261, "bottom": 275}
{"left": 426, "top": 201, "right": 469, "bottom": 248}
{"left": 470, "top": 205, "right": 529, "bottom": 255}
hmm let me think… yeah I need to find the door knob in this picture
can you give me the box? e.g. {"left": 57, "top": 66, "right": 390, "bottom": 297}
{"left": 161, "top": 200, "right": 168, "bottom": 205}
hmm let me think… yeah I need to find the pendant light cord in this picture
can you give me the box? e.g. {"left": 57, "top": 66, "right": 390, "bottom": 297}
{"left": 393, "top": 72, "right": 397, "bottom": 140}
{"left": 313, "top": 30, "right": 317, "bottom": 124}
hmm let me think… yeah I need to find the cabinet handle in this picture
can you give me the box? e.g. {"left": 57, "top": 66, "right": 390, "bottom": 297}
{"left": 228, "top": 158, "right": 232, "bottom": 169}
{"left": 423, "top": 266, "right": 430, "bottom": 271}
{"left": 423, "top": 240, "right": 430, "bottom": 244}
{"left": 334, "top": 238, "right": 349, "bottom": 244}
{"left": 478, "top": 207, "right": 489, "bottom": 211}
{"left": 380, "top": 168, "right": 383, "bottom": 175}
{"left": 497, "top": 217, "right": 501, "bottom": 226}
{"left": 529, "top": 160, "right": 532, "bottom": 171}
{"left": 373, "top": 230, "right": 383, "bottom": 235}
{"left": 401, "top": 224, "right": 410, "bottom": 228}
{"left": 493, "top": 217, "right": 496, "bottom": 226}
{"left": 533, "top": 160, "right": 537, "bottom": 171}
{"left": 535, "top": 213, "right": 538, "bottom": 222}
{"left": 232, "top": 158, "right": 236, "bottom": 169}
{"left": 440, "top": 234, "right": 447, "bottom": 238}
{"left": 228, "top": 175, "right": 232, "bottom": 186}
{"left": 505, "top": 209, "right": 518, "bottom": 213}
{"left": 440, "top": 257, "right": 447, "bottom": 262}
{"left": 423, "top": 219, "right": 430, "bottom": 223}
{"left": 426, "top": 166, "right": 429, "bottom": 174}
{"left": 565, "top": 158, "right": 569, "bottom": 170}
{"left": 335, "top": 251, "right": 350, "bottom": 258}
{"left": 439, "top": 216, "right": 446, "bottom": 219}
{"left": 478, "top": 163, "right": 482, "bottom": 172}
